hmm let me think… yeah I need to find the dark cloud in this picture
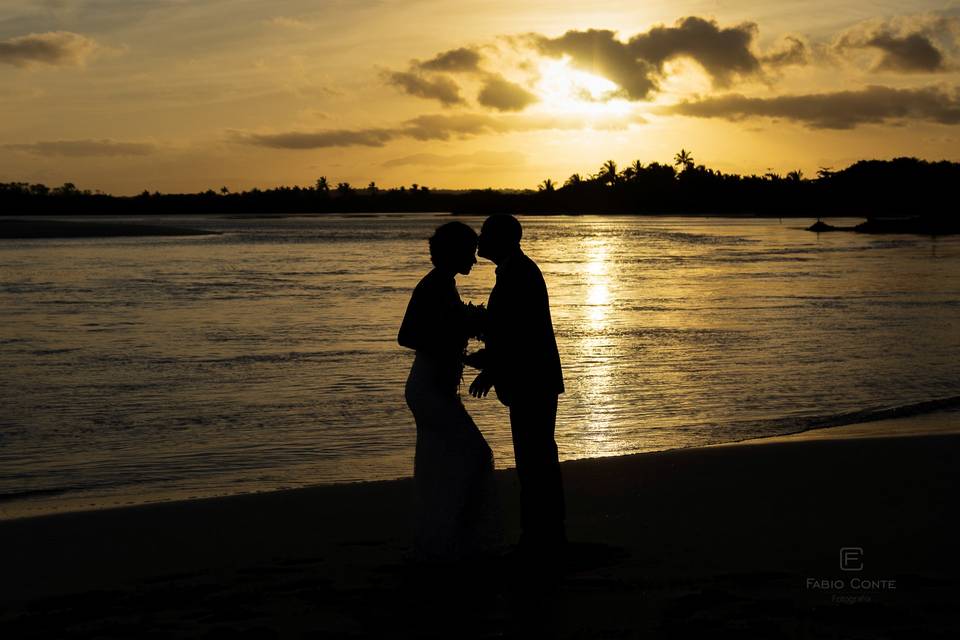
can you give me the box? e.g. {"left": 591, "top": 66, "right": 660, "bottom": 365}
{"left": 416, "top": 47, "right": 483, "bottom": 72}
{"left": 235, "top": 112, "right": 639, "bottom": 149}
{"left": 663, "top": 85, "right": 960, "bottom": 129}
{"left": 384, "top": 70, "right": 464, "bottom": 106}
{"left": 534, "top": 28, "right": 659, "bottom": 99}
{"left": 0, "top": 30, "right": 98, "bottom": 67}
{"left": 534, "top": 17, "right": 777, "bottom": 100}
{"left": 866, "top": 32, "right": 944, "bottom": 72}
{"left": 477, "top": 74, "right": 539, "bottom": 111}
{"left": 629, "top": 16, "right": 761, "bottom": 85}
{"left": 761, "top": 36, "right": 808, "bottom": 67}
{"left": 5, "top": 139, "right": 156, "bottom": 156}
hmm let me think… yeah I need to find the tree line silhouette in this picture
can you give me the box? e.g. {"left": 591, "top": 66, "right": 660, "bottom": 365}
{"left": 2, "top": 154, "right": 958, "bottom": 220}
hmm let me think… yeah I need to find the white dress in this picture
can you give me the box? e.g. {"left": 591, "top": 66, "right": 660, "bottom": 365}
{"left": 399, "top": 269, "right": 502, "bottom": 562}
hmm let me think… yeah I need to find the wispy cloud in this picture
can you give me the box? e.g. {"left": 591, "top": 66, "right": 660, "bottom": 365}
{"left": 833, "top": 15, "right": 960, "bottom": 73}
{"left": 761, "top": 36, "right": 809, "bottom": 67}
{"left": 5, "top": 139, "right": 157, "bottom": 156}
{"left": 382, "top": 150, "right": 524, "bottom": 168}
{"left": 235, "top": 128, "right": 396, "bottom": 149}
{"left": 0, "top": 31, "right": 99, "bottom": 68}
{"left": 415, "top": 47, "right": 484, "bottom": 73}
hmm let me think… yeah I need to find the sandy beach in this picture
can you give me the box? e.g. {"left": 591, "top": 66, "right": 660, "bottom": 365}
{"left": 2, "top": 413, "right": 958, "bottom": 638}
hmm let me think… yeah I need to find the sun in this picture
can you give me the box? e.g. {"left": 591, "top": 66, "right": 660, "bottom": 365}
{"left": 532, "top": 57, "right": 633, "bottom": 117}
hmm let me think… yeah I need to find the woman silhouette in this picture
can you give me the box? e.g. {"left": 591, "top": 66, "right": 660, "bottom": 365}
{"left": 398, "top": 221, "right": 501, "bottom": 562}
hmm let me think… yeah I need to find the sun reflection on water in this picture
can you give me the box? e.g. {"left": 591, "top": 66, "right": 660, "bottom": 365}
{"left": 584, "top": 239, "right": 612, "bottom": 330}
{"left": 572, "top": 237, "right": 623, "bottom": 456}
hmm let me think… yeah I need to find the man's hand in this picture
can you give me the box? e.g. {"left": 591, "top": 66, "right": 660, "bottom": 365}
{"left": 469, "top": 371, "right": 494, "bottom": 398}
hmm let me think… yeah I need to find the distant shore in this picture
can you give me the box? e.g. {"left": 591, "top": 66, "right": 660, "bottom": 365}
{"left": 0, "top": 218, "right": 219, "bottom": 239}
{"left": 2, "top": 411, "right": 958, "bottom": 637}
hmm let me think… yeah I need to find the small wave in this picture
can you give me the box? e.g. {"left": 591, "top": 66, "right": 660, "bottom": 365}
{"left": 0, "top": 487, "right": 71, "bottom": 503}
{"left": 724, "top": 395, "right": 960, "bottom": 442}
{"left": 30, "top": 347, "right": 81, "bottom": 356}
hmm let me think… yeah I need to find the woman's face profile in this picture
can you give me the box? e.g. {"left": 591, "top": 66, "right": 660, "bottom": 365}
{"left": 454, "top": 243, "right": 478, "bottom": 276}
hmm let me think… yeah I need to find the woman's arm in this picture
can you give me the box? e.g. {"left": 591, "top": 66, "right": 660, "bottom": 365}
{"left": 398, "top": 275, "right": 469, "bottom": 356}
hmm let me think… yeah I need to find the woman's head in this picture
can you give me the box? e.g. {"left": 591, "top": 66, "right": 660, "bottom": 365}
{"left": 429, "top": 221, "right": 478, "bottom": 275}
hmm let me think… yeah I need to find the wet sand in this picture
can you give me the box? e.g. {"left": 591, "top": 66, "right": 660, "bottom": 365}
{"left": 1, "top": 414, "right": 958, "bottom": 638}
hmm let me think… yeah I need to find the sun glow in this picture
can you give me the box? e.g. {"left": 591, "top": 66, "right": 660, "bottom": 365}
{"left": 533, "top": 57, "right": 633, "bottom": 117}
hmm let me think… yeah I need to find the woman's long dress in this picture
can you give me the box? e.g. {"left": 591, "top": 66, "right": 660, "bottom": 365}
{"left": 398, "top": 268, "right": 502, "bottom": 562}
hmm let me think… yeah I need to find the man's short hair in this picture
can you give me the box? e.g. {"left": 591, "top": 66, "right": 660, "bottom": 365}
{"left": 483, "top": 214, "right": 522, "bottom": 245}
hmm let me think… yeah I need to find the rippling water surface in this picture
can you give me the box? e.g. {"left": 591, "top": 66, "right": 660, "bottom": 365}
{"left": 2, "top": 214, "right": 959, "bottom": 517}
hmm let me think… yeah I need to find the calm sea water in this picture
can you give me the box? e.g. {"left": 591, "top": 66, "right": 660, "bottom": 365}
{"left": 2, "top": 214, "right": 959, "bottom": 518}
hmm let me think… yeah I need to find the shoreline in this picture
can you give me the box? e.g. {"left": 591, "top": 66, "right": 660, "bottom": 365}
{"left": 3, "top": 406, "right": 958, "bottom": 523}
{"left": 0, "top": 217, "right": 219, "bottom": 238}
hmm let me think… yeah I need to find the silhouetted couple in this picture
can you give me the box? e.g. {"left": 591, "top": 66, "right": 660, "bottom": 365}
{"left": 398, "top": 214, "right": 566, "bottom": 564}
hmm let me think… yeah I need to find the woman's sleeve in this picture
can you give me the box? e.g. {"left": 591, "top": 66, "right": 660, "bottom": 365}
{"left": 398, "top": 286, "right": 427, "bottom": 351}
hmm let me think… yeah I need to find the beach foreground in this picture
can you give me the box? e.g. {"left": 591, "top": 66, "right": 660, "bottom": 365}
{"left": 2, "top": 417, "right": 958, "bottom": 639}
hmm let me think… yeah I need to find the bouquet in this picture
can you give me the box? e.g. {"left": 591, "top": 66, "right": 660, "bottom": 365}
{"left": 462, "top": 301, "right": 487, "bottom": 342}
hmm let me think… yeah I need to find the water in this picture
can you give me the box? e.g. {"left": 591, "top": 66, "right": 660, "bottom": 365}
{"left": 2, "top": 213, "right": 959, "bottom": 518}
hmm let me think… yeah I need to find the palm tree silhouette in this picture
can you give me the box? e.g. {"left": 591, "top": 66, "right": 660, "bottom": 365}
{"left": 598, "top": 160, "right": 618, "bottom": 186}
{"left": 564, "top": 173, "right": 583, "bottom": 187}
{"left": 674, "top": 149, "right": 694, "bottom": 172}
{"left": 538, "top": 178, "right": 556, "bottom": 192}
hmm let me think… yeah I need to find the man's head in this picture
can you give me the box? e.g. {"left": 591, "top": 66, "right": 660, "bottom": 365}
{"left": 478, "top": 214, "right": 522, "bottom": 263}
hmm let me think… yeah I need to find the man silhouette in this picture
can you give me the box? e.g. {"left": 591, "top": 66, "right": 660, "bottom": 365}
{"left": 468, "top": 214, "right": 566, "bottom": 555}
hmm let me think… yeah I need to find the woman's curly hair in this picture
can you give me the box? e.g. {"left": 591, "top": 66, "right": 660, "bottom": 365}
{"left": 428, "top": 221, "right": 478, "bottom": 269}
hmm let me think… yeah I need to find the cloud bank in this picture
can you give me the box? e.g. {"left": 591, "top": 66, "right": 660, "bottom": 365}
{"left": 664, "top": 85, "right": 960, "bottom": 129}
{"left": 234, "top": 112, "right": 640, "bottom": 149}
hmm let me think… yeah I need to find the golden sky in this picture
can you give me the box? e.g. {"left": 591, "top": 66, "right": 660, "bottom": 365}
{"left": 2, "top": 0, "right": 959, "bottom": 194}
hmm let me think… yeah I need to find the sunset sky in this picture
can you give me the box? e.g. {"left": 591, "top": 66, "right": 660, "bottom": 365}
{"left": 2, "top": 0, "right": 959, "bottom": 194}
